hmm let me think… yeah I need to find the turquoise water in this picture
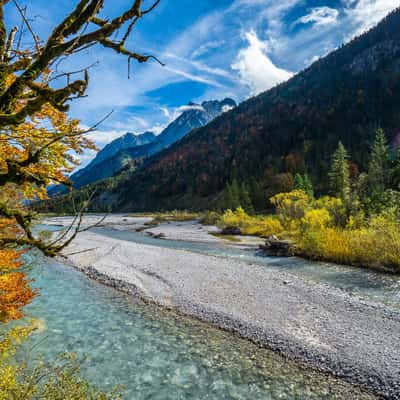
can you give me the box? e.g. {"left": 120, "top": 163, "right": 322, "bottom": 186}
{"left": 24, "top": 259, "right": 376, "bottom": 399}
{"left": 94, "top": 227, "right": 400, "bottom": 309}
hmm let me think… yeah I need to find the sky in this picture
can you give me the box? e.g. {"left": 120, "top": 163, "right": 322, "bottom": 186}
{"left": 5, "top": 0, "right": 400, "bottom": 168}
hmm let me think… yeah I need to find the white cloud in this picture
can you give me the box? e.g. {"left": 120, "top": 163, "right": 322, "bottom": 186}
{"left": 86, "top": 129, "right": 129, "bottom": 148}
{"left": 191, "top": 40, "right": 226, "bottom": 59}
{"left": 160, "top": 107, "right": 171, "bottom": 118}
{"left": 222, "top": 104, "right": 235, "bottom": 113}
{"left": 343, "top": 0, "right": 400, "bottom": 37}
{"left": 163, "top": 65, "right": 225, "bottom": 88}
{"left": 297, "top": 7, "right": 339, "bottom": 26}
{"left": 232, "top": 31, "right": 293, "bottom": 95}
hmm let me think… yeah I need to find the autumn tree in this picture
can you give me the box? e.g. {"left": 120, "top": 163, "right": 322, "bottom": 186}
{"left": 0, "top": 1, "right": 161, "bottom": 397}
{"left": 0, "top": 0, "right": 162, "bottom": 256}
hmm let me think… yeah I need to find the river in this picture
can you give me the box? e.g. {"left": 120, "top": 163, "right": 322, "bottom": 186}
{"left": 22, "top": 220, "right": 399, "bottom": 399}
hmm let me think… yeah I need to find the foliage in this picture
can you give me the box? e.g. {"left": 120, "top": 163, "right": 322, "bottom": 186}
{"left": 0, "top": 2, "right": 160, "bottom": 398}
{"left": 328, "top": 142, "right": 350, "bottom": 201}
{"left": 0, "top": 218, "right": 36, "bottom": 323}
{"left": 270, "top": 190, "right": 310, "bottom": 230}
{"left": 219, "top": 207, "right": 284, "bottom": 238}
{"left": 296, "top": 215, "right": 400, "bottom": 272}
{"left": 200, "top": 211, "right": 221, "bottom": 226}
{"left": 294, "top": 174, "right": 314, "bottom": 198}
{"left": 82, "top": 8, "right": 400, "bottom": 212}
{"left": 367, "top": 128, "right": 389, "bottom": 194}
{"left": 0, "top": 325, "right": 122, "bottom": 400}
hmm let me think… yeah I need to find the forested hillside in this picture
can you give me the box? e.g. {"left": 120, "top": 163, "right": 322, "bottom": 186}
{"left": 51, "top": 8, "right": 400, "bottom": 212}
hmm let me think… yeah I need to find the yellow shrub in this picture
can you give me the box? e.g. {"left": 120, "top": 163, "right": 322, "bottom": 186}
{"left": 296, "top": 219, "right": 400, "bottom": 272}
{"left": 219, "top": 208, "right": 283, "bottom": 237}
{"left": 270, "top": 190, "right": 310, "bottom": 229}
{"left": 301, "top": 208, "right": 332, "bottom": 231}
{"left": 244, "top": 216, "right": 284, "bottom": 237}
{"left": 314, "top": 196, "right": 347, "bottom": 227}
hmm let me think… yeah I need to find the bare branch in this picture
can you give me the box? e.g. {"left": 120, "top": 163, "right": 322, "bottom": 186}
{"left": 12, "top": 0, "right": 41, "bottom": 53}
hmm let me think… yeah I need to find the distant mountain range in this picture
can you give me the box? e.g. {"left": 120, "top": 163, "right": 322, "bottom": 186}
{"left": 68, "top": 131, "right": 156, "bottom": 189}
{"left": 59, "top": 98, "right": 236, "bottom": 191}
{"left": 46, "top": 8, "right": 400, "bottom": 213}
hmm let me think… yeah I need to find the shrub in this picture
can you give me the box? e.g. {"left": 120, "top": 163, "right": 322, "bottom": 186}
{"left": 270, "top": 190, "right": 310, "bottom": 229}
{"left": 296, "top": 217, "right": 400, "bottom": 272}
{"left": 0, "top": 325, "right": 122, "bottom": 400}
{"left": 300, "top": 208, "right": 332, "bottom": 231}
{"left": 219, "top": 208, "right": 283, "bottom": 237}
{"left": 200, "top": 211, "right": 221, "bottom": 226}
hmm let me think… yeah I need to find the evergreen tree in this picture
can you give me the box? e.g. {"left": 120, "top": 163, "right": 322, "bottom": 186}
{"left": 230, "top": 179, "right": 241, "bottom": 209}
{"left": 294, "top": 173, "right": 314, "bottom": 198}
{"left": 391, "top": 147, "right": 400, "bottom": 190}
{"left": 328, "top": 141, "right": 351, "bottom": 201}
{"left": 294, "top": 173, "right": 304, "bottom": 190}
{"left": 222, "top": 183, "right": 233, "bottom": 210}
{"left": 367, "top": 128, "right": 389, "bottom": 194}
{"left": 249, "top": 178, "right": 266, "bottom": 212}
{"left": 240, "top": 183, "right": 254, "bottom": 214}
{"left": 222, "top": 180, "right": 241, "bottom": 210}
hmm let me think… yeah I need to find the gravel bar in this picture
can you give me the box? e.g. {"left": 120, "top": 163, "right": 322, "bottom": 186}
{"left": 62, "top": 228, "right": 400, "bottom": 399}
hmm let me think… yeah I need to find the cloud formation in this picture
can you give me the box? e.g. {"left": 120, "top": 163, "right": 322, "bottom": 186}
{"left": 232, "top": 31, "right": 293, "bottom": 95}
{"left": 297, "top": 7, "right": 339, "bottom": 26}
{"left": 343, "top": 0, "right": 400, "bottom": 37}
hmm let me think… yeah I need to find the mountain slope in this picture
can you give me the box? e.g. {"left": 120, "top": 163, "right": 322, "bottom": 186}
{"left": 66, "top": 99, "right": 236, "bottom": 190}
{"left": 64, "top": 131, "right": 156, "bottom": 190}
{"left": 60, "top": 8, "right": 400, "bottom": 212}
{"left": 87, "top": 98, "right": 237, "bottom": 180}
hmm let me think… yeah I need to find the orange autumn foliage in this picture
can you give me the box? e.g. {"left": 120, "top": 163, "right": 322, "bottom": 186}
{"left": 0, "top": 76, "right": 97, "bottom": 323}
{"left": 0, "top": 218, "right": 36, "bottom": 323}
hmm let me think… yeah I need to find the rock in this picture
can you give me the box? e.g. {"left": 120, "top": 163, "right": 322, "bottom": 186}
{"left": 221, "top": 226, "right": 242, "bottom": 235}
{"left": 260, "top": 238, "right": 295, "bottom": 257}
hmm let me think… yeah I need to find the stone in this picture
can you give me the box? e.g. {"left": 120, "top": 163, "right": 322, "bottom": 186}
{"left": 221, "top": 226, "right": 242, "bottom": 235}
{"left": 259, "top": 238, "right": 295, "bottom": 257}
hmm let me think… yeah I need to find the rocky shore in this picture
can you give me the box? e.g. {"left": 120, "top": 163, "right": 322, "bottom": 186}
{"left": 48, "top": 216, "right": 400, "bottom": 399}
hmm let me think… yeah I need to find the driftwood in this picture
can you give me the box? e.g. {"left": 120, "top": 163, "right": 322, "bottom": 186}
{"left": 259, "top": 236, "right": 295, "bottom": 257}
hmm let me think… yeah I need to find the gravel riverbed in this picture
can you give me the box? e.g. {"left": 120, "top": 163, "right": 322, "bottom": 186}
{"left": 46, "top": 216, "right": 400, "bottom": 399}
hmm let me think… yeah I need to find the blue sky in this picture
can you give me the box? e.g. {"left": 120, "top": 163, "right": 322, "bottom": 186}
{"left": 6, "top": 0, "right": 400, "bottom": 167}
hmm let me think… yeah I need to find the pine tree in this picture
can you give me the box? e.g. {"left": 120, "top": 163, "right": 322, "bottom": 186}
{"left": 249, "top": 178, "right": 266, "bottom": 211}
{"left": 230, "top": 179, "right": 241, "bottom": 209}
{"left": 294, "top": 174, "right": 304, "bottom": 190}
{"left": 294, "top": 173, "right": 314, "bottom": 198}
{"left": 303, "top": 174, "right": 314, "bottom": 198}
{"left": 367, "top": 128, "right": 389, "bottom": 194}
{"left": 329, "top": 141, "right": 351, "bottom": 201}
{"left": 240, "top": 183, "right": 254, "bottom": 214}
{"left": 391, "top": 147, "right": 400, "bottom": 190}
{"left": 223, "top": 183, "right": 233, "bottom": 210}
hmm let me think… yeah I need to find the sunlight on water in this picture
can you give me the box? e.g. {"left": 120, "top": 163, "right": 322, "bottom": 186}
{"left": 24, "top": 260, "right": 376, "bottom": 399}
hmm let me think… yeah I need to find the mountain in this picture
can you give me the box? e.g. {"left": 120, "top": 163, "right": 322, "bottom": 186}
{"left": 90, "top": 131, "right": 156, "bottom": 167}
{"left": 66, "top": 131, "right": 156, "bottom": 190}
{"left": 92, "top": 98, "right": 237, "bottom": 168}
{"left": 151, "top": 99, "right": 237, "bottom": 152}
{"left": 50, "top": 8, "right": 400, "bottom": 212}
{"left": 59, "top": 98, "right": 236, "bottom": 192}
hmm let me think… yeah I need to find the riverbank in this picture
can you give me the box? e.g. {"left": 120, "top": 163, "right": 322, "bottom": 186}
{"left": 49, "top": 215, "right": 400, "bottom": 399}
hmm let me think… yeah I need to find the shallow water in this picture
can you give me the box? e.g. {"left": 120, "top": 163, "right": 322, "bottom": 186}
{"left": 24, "top": 259, "right": 375, "bottom": 399}
{"left": 94, "top": 226, "right": 400, "bottom": 309}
